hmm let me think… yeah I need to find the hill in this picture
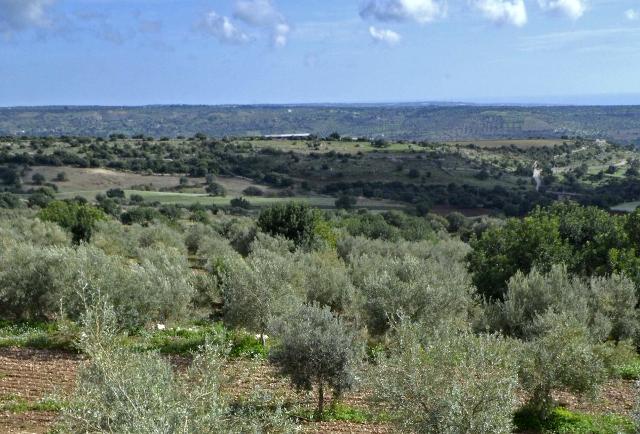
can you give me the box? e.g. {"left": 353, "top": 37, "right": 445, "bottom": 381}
{"left": 1, "top": 105, "right": 640, "bottom": 143}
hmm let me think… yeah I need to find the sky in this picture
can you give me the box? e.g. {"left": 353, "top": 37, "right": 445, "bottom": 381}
{"left": 1, "top": 0, "right": 640, "bottom": 106}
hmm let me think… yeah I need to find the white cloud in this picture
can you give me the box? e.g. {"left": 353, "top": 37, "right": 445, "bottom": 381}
{"left": 537, "top": 0, "right": 586, "bottom": 20}
{"left": 626, "top": 9, "right": 639, "bottom": 21}
{"left": 369, "top": 26, "right": 401, "bottom": 44}
{"left": 360, "top": 0, "right": 446, "bottom": 24}
{"left": 0, "top": 0, "right": 55, "bottom": 33}
{"left": 473, "top": 0, "right": 527, "bottom": 27}
{"left": 234, "top": 0, "right": 290, "bottom": 47}
{"left": 198, "top": 11, "right": 250, "bottom": 44}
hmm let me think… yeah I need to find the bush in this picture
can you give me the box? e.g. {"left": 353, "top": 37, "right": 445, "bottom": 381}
{"left": 38, "top": 200, "right": 106, "bottom": 243}
{"left": 335, "top": 195, "right": 357, "bottom": 210}
{"left": 243, "top": 186, "right": 264, "bottom": 196}
{"left": 370, "top": 319, "right": 518, "bottom": 434}
{"left": 518, "top": 311, "right": 607, "bottom": 419}
{"left": 230, "top": 197, "right": 251, "bottom": 209}
{"left": 221, "top": 248, "right": 304, "bottom": 339}
{"left": 269, "top": 304, "right": 362, "bottom": 418}
{"left": 350, "top": 253, "right": 477, "bottom": 335}
{"left": 258, "top": 202, "right": 320, "bottom": 248}
{"left": 0, "top": 244, "right": 194, "bottom": 328}
{"left": 206, "top": 182, "right": 226, "bottom": 197}
{"left": 489, "top": 265, "right": 638, "bottom": 342}
{"left": 62, "top": 303, "right": 293, "bottom": 432}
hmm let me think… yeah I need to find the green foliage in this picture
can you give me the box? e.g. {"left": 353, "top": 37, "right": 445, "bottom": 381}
{"left": 350, "top": 252, "right": 477, "bottom": 335}
{"left": 335, "top": 195, "right": 357, "bottom": 210}
{"left": 468, "top": 203, "right": 637, "bottom": 299}
{"left": 269, "top": 304, "right": 363, "bottom": 418}
{"left": 258, "top": 202, "right": 320, "bottom": 248}
{"left": 488, "top": 265, "right": 639, "bottom": 342}
{"left": 221, "top": 247, "right": 304, "bottom": 336}
{"left": 62, "top": 303, "right": 294, "bottom": 433}
{"left": 37, "top": 200, "right": 106, "bottom": 243}
{"left": 206, "top": 182, "right": 226, "bottom": 196}
{"left": 514, "top": 406, "right": 635, "bottom": 434}
{"left": 0, "top": 243, "right": 194, "bottom": 328}
{"left": 518, "top": 311, "right": 607, "bottom": 419}
{"left": 370, "top": 319, "right": 519, "bottom": 434}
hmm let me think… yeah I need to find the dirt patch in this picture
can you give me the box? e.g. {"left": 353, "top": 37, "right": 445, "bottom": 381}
{"left": 0, "top": 348, "right": 80, "bottom": 434}
{"left": 554, "top": 379, "right": 636, "bottom": 416}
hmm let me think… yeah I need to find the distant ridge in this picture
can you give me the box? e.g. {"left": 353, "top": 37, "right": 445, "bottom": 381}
{"left": 1, "top": 104, "right": 639, "bottom": 144}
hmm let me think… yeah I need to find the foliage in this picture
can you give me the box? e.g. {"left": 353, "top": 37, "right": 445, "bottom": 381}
{"left": 515, "top": 406, "right": 635, "bottom": 434}
{"left": 488, "top": 265, "right": 639, "bottom": 342}
{"left": 0, "top": 243, "right": 194, "bottom": 328}
{"left": 350, "top": 252, "right": 477, "bottom": 335}
{"left": 258, "top": 202, "right": 321, "bottom": 248}
{"left": 62, "top": 303, "right": 293, "bottom": 433}
{"left": 269, "top": 304, "right": 363, "bottom": 418}
{"left": 37, "top": 200, "right": 106, "bottom": 243}
{"left": 518, "top": 311, "right": 607, "bottom": 419}
{"left": 221, "top": 247, "right": 304, "bottom": 337}
{"left": 370, "top": 319, "right": 519, "bottom": 434}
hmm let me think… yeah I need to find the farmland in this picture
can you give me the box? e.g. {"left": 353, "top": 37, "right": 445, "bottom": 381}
{"left": 2, "top": 131, "right": 640, "bottom": 433}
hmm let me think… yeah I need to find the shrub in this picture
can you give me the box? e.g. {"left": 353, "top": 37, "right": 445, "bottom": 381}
{"left": 230, "top": 196, "right": 251, "bottom": 209}
{"left": 269, "top": 304, "right": 362, "bottom": 419}
{"left": 258, "top": 202, "right": 320, "bottom": 248}
{"left": 370, "top": 319, "right": 518, "bottom": 434}
{"left": 38, "top": 200, "right": 106, "bottom": 244}
{"left": 350, "top": 253, "right": 477, "bottom": 335}
{"left": 106, "top": 188, "right": 125, "bottom": 199}
{"left": 0, "top": 244, "right": 194, "bottom": 328}
{"left": 518, "top": 311, "right": 607, "bottom": 419}
{"left": 62, "top": 303, "right": 293, "bottom": 432}
{"left": 243, "top": 186, "right": 264, "bottom": 196}
{"left": 489, "top": 265, "right": 638, "bottom": 342}
{"left": 335, "top": 195, "right": 357, "bottom": 210}
{"left": 297, "top": 251, "right": 359, "bottom": 318}
{"left": 206, "top": 182, "right": 226, "bottom": 197}
{"left": 221, "top": 248, "right": 304, "bottom": 340}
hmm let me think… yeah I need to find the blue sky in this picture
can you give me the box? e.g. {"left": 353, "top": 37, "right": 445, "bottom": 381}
{"left": 1, "top": 0, "right": 640, "bottom": 106}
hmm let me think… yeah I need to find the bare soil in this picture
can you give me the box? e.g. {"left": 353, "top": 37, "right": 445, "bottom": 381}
{"left": 0, "top": 347, "right": 634, "bottom": 433}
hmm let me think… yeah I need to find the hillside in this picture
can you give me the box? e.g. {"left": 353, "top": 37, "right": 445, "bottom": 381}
{"left": 2, "top": 105, "right": 640, "bottom": 143}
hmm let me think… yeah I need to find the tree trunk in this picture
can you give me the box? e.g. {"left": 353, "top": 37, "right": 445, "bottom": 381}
{"left": 260, "top": 332, "right": 266, "bottom": 347}
{"left": 317, "top": 382, "right": 324, "bottom": 421}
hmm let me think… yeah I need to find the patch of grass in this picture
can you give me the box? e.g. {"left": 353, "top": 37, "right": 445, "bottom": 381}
{"left": 612, "top": 357, "right": 640, "bottom": 380}
{"left": 0, "top": 321, "right": 78, "bottom": 352}
{"left": 293, "top": 403, "right": 387, "bottom": 424}
{"left": 514, "top": 406, "right": 635, "bottom": 434}
{"left": 0, "top": 395, "right": 64, "bottom": 413}
{"left": 125, "top": 323, "right": 267, "bottom": 359}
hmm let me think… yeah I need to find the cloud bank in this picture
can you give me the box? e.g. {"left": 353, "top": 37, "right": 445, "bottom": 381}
{"left": 538, "top": 0, "right": 586, "bottom": 20}
{"left": 473, "top": 0, "right": 527, "bottom": 27}
{"left": 360, "top": 0, "right": 447, "bottom": 24}
{"left": 234, "top": 0, "right": 290, "bottom": 47}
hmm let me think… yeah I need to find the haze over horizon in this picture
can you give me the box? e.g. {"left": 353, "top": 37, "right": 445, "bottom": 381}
{"left": 2, "top": 0, "right": 640, "bottom": 106}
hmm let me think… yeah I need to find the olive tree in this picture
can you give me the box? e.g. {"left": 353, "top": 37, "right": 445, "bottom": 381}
{"left": 221, "top": 248, "right": 304, "bottom": 343}
{"left": 490, "top": 265, "right": 638, "bottom": 342}
{"left": 350, "top": 253, "right": 477, "bottom": 335}
{"left": 370, "top": 319, "right": 519, "bottom": 434}
{"left": 269, "top": 304, "right": 363, "bottom": 419}
{"left": 518, "top": 311, "right": 607, "bottom": 419}
{"left": 63, "top": 301, "right": 293, "bottom": 433}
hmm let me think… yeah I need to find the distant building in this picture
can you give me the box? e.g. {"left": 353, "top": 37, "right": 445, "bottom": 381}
{"left": 263, "top": 133, "right": 311, "bottom": 139}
